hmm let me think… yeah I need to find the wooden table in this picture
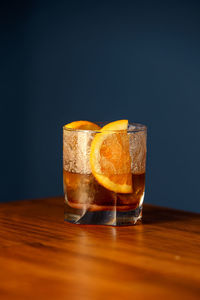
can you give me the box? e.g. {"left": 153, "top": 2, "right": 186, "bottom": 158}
{"left": 0, "top": 197, "right": 199, "bottom": 300}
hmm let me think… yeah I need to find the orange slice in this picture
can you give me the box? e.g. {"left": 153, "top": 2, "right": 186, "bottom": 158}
{"left": 90, "top": 120, "right": 133, "bottom": 193}
{"left": 64, "top": 120, "right": 101, "bottom": 130}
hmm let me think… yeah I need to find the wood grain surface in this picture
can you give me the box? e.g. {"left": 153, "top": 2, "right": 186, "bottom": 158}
{"left": 0, "top": 197, "right": 199, "bottom": 300}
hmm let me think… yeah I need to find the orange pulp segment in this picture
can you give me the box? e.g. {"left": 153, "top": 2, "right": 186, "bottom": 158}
{"left": 90, "top": 120, "right": 133, "bottom": 193}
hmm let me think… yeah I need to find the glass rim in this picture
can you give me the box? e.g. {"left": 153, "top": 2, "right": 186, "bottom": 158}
{"left": 63, "top": 122, "right": 147, "bottom": 133}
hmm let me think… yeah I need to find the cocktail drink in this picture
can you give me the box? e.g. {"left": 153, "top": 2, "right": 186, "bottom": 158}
{"left": 63, "top": 120, "right": 147, "bottom": 225}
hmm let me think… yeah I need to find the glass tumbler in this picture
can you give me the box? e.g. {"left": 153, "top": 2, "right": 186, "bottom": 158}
{"left": 63, "top": 123, "right": 147, "bottom": 225}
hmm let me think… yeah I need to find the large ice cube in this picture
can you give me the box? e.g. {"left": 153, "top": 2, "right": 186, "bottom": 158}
{"left": 129, "top": 130, "right": 147, "bottom": 174}
{"left": 63, "top": 129, "right": 95, "bottom": 174}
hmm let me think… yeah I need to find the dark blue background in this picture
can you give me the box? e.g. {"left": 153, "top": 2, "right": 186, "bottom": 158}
{"left": 2, "top": 0, "right": 200, "bottom": 212}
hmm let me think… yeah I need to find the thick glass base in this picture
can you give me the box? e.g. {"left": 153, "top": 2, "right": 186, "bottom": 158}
{"left": 64, "top": 201, "right": 142, "bottom": 226}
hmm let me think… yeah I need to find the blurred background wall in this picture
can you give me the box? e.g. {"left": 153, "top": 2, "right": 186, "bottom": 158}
{"left": 1, "top": 0, "right": 200, "bottom": 212}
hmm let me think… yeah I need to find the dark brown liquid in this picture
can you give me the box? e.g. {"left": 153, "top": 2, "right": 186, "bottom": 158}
{"left": 63, "top": 170, "right": 145, "bottom": 211}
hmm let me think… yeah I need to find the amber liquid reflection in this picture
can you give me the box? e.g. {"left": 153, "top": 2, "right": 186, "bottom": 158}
{"left": 63, "top": 170, "right": 145, "bottom": 211}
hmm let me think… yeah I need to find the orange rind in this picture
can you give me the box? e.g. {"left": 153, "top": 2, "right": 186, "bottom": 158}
{"left": 64, "top": 120, "right": 101, "bottom": 130}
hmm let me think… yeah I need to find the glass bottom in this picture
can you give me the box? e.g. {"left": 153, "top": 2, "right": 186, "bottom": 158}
{"left": 64, "top": 201, "right": 143, "bottom": 226}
